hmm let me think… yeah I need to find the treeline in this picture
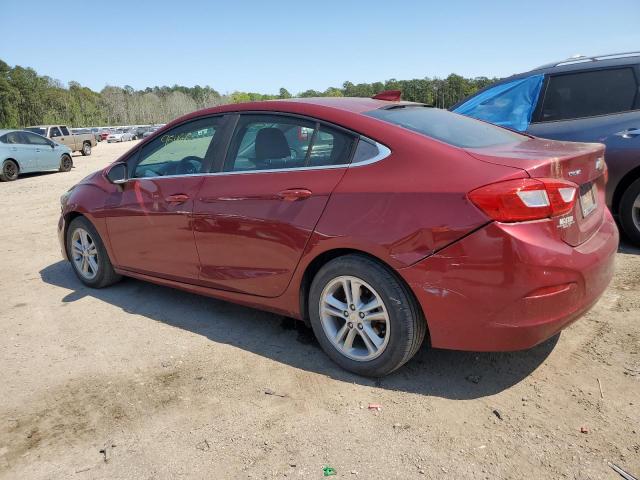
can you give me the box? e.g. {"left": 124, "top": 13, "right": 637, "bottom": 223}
{"left": 0, "top": 59, "right": 497, "bottom": 128}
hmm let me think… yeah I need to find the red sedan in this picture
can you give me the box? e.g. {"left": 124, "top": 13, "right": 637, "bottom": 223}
{"left": 58, "top": 93, "right": 618, "bottom": 376}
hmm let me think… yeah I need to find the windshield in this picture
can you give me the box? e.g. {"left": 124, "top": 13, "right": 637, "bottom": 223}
{"left": 24, "top": 127, "right": 46, "bottom": 136}
{"left": 365, "top": 106, "right": 526, "bottom": 148}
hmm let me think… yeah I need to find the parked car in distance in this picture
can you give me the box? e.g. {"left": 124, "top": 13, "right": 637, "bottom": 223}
{"left": 452, "top": 51, "right": 640, "bottom": 244}
{"left": 142, "top": 126, "right": 161, "bottom": 138}
{"left": 25, "top": 125, "right": 96, "bottom": 156}
{"left": 58, "top": 95, "right": 618, "bottom": 376}
{"left": 72, "top": 128, "right": 101, "bottom": 144}
{"left": 107, "top": 128, "right": 134, "bottom": 143}
{"left": 90, "top": 128, "right": 103, "bottom": 142}
{"left": 98, "top": 129, "right": 110, "bottom": 141}
{"left": 0, "top": 129, "right": 73, "bottom": 181}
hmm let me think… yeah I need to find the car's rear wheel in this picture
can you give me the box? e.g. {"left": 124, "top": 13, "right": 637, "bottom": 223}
{"left": 59, "top": 154, "right": 73, "bottom": 172}
{"left": 81, "top": 142, "right": 91, "bottom": 156}
{"left": 0, "top": 159, "right": 19, "bottom": 181}
{"left": 308, "top": 254, "right": 426, "bottom": 377}
{"left": 619, "top": 177, "right": 640, "bottom": 245}
{"left": 67, "top": 216, "right": 121, "bottom": 288}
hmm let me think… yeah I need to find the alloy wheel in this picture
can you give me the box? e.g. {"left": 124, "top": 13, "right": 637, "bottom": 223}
{"left": 71, "top": 228, "right": 99, "bottom": 280}
{"left": 319, "top": 275, "right": 390, "bottom": 361}
{"left": 4, "top": 161, "right": 17, "bottom": 180}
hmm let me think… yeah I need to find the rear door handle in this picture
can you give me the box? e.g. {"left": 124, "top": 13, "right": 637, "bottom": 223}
{"left": 277, "top": 188, "right": 312, "bottom": 201}
{"left": 165, "top": 194, "right": 190, "bottom": 204}
{"left": 615, "top": 128, "right": 640, "bottom": 138}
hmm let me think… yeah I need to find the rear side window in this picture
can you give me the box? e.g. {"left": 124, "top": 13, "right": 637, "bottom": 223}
{"left": 224, "top": 115, "right": 355, "bottom": 172}
{"left": 540, "top": 68, "right": 638, "bottom": 121}
{"left": 0, "top": 132, "right": 25, "bottom": 144}
{"left": 366, "top": 107, "right": 525, "bottom": 148}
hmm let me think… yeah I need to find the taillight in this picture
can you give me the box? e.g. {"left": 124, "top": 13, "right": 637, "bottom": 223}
{"left": 468, "top": 178, "right": 578, "bottom": 222}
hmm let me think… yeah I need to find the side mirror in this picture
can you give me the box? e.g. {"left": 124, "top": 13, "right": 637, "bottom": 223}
{"left": 106, "top": 163, "right": 128, "bottom": 184}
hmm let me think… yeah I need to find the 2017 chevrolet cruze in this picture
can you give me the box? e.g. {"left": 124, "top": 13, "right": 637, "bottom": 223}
{"left": 58, "top": 94, "right": 618, "bottom": 376}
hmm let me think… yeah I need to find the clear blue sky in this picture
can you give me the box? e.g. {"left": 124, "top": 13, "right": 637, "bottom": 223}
{"left": 2, "top": 0, "right": 639, "bottom": 94}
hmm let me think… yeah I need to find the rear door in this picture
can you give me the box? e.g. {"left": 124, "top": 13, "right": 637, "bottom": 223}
{"left": 193, "top": 113, "right": 356, "bottom": 297}
{"left": 528, "top": 66, "right": 640, "bottom": 205}
{"left": 105, "top": 115, "right": 226, "bottom": 282}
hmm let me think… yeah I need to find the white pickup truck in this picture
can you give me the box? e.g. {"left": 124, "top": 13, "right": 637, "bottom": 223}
{"left": 25, "top": 125, "right": 96, "bottom": 156}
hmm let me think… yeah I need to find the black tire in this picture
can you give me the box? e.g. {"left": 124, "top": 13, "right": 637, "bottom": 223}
{"left": 308, "top": 254, "right": 426, "bottom": 377}
{"left": 0, "top": 159, "right": 19, "bottom": 181}
{"left": 66, "top": 216, "right": 122, "bottom": 288}
{"left": 81, "top": 142, "right": 91, "bottom": 156}
{"left": 619, "top": 177, "right": 640, "bottom": 245}
{"left": 59, "top": 154, "right": 73, "bottom": 172}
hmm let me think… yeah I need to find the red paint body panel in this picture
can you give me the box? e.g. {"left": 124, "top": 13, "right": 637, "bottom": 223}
{"left": 104, "top": 177, "right": 204, "bottom": 283}
{"left": 399, "top": 209, "right": 618, "bottom": 351}
{"left": 193, "top": 168, "right": 347, "bottom": 297}
{"left": 58, "top": 98, "right": 619, "bottom": 352}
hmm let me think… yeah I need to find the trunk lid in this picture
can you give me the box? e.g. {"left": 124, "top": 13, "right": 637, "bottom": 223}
{"left": 465, "top": 137, "right": 607, "bottom": 246}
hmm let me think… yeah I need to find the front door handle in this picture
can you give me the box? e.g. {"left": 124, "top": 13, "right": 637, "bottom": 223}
{"left": 277, "top": 188, "right": 312, "bottom": 201}
{"left": 165, "top": 194, "right": 190, "bottom": 204}
{"left": 615, "top": 128, "right": 640, "bottom": 138}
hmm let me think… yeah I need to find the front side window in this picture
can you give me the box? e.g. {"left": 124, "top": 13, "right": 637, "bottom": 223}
{"left": 540, "top": 68, "right": 638, "bottom": 121}
{"left": 23, "top": 132, "right": 51, "bottom": 146}
{"left": 50, "top": 127, "right": 62, "bottom": 137}
{"left": 452, "top": 75, "right": 544, "bottom": 132}
{"left": 367, "top": 106, "right": 526, "bottom": 148}
{"left": 133, "top": 116, "right": 222, "bottom": 178}
{"left": 224, "top": 115, "right": 355, "bottom": 172}
{"left": 60, "top": 126, "right": 70, "bottom": 136}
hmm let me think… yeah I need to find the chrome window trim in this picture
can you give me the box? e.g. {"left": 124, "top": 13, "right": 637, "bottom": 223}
{"left": 127, "top": 138, "right": 391, "bottom": 181}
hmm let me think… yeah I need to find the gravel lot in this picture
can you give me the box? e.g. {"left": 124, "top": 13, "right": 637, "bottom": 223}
{"left": 0, "top": 140, "right": 638, "bottom": 479}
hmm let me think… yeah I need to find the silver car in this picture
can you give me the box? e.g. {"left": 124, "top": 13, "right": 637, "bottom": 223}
{"left": 0, "top": 129, "right": 73, "bottom": 182}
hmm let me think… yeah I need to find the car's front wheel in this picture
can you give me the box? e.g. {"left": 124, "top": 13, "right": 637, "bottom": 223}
{"left": 308, "top": 254, "right": 426, "bottom": 377}
{"left": 620, "top": 177, "right": 640, "bottom": 245}
{"left": 0, "top": 159, "right": 19, "bottom": 181}
{"left": 67, "top": 216, "right": 121, "bottom": 288}
{"left": 59, "top": 154, "right": 73, "bottom": 172}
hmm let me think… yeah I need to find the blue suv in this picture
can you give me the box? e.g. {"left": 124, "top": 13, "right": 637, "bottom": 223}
{"left": 452, "top": 52, "right": 640, "bottom": 245}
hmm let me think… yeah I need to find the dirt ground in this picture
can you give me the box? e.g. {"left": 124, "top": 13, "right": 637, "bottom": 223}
{"left": 0, "top": 140, "right": 638, "bottom": 480}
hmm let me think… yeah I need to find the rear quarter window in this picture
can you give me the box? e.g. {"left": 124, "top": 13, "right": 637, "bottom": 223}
{"left": 366, "top": 107, "right": 525, "bottom": 148}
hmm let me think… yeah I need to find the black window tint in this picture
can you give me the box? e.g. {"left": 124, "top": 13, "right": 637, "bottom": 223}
{"left": 307, "top": 126, "right": 353, "bottom": 167}
{"left": 541, "top": 68, "right": 638, "bottom": 121}
{"left": 60, "top": 126, "right": 70, "bottom": 136}
{"left": 133, "top": 117, "right": 222, "bottom": 178}
{"left": 352, "top": 139, "right": 380, "bottom": 163}
{"left": 50, "top": 127, "right": 62, "bottom": 137}
{"left": 366, "top": 107, "right": 525, "bottom": 148}
{"left": 23, "top": 132, "right": 50, "bottom": 145}
{"left": 2, "top": 131, "right": 25, "bottom": 144}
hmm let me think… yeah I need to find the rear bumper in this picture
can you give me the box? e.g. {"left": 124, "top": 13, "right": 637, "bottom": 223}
{"left": 399, "top": 209, "right": 618, "bottom": 351}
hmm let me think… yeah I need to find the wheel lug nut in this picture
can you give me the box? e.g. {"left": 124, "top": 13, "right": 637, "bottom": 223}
{"left": 343, "top": 311, "right": 349, "bottom": 317}
{"left": 357, "top": 323, "right": 363, "bottom": 330}
{"left": 348, "top": 322, "right": 354, "bottom": 329}
{"left": 350, "top": 304, "right": 356, "bottom": 310}
{"left": 359, "top": 312, "right": 365, "bottom": 319}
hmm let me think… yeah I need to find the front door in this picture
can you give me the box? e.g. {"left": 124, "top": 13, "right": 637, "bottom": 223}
{"left": 22, "top": 131, "right": 59, "bottom": 169}
{"left": 193, "top": 114, "right": 356, "bottom": 297}
{"left": 105, "top": 116, "right": 225, "bottom": 283}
